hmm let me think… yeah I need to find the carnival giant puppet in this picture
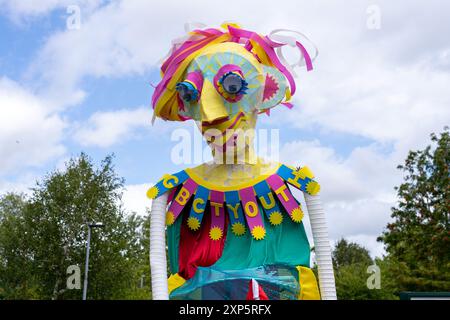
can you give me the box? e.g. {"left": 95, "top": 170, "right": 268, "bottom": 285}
{"left": 147, "top": 23, "right": 336, "bottom": 300}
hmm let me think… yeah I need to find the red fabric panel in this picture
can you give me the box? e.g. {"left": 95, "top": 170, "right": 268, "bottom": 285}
{"left": 178, "top": 210, "right": 228, "bottom": 279}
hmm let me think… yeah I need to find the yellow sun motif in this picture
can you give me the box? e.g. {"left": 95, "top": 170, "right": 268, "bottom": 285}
{"left": 290, "top": 206, "right": 304, "bottom": 223}
{"left": 209, "top": 226, "right": 223, "bottom": 241}
{"left": 251, "top": 225, "right": 266, "bottom": 240}
{"left": 231, "top": 222, "right": 246, "bottom": 236}
{"left": 146, "top": 186, "right": 159, "bottom": 199}
{"left": 269, "top": 211, "right": 283, "bottom": 225}
{"left": 187, "top": 216, "right": 200, "bottom": 231}
{"left": 306, "top": 181, "right": 320, "bottom": 195}
{"left": 166, "top": 211, "right": 175, "bottom": 226}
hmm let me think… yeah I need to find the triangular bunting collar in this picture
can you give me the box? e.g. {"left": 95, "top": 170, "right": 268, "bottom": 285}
{"left": 147, "top": 164, "right": 320, "bottom": 241}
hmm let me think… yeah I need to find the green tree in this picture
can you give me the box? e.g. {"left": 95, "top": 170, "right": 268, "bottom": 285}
{"left": 0, "top": 153, "right": 151, "bottom": 299}
{"left": 378, "top": 128, "right": 450, "bottom": 291}
{"left": 333, "top": 238, "right": 372, "bottom": 269}
{"left": 332, "top": 239, "right": 398, "bottom": 300}
{"left": 0, "top": 193, "right": 40, "bottom": 299}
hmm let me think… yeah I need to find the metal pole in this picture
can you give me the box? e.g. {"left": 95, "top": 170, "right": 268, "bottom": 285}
{"left": 82, "top": 225, "right": 91, "bottom": 300}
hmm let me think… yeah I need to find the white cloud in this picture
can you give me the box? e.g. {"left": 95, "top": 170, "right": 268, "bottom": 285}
{"left": 21, "top": 0, "right": 372, "bottom": 108}
{"left": 21, "top": 0, "right": 450, "bottom": 125}
{"left": 121, "top": 183, "right": 152, "bottom": 216}
{"left": 26, "top": 1, "right": 172, "bottom": 108}
{"left": 75, "top": 107, "right": 151, "bottom": 147}
{"left": 268, "top": 5, "right": 450, "bottom": 257}
{"left": 0, "top": 77, "right": 66, "bottom": 176}
{"left": 72, "top": 106, "right": 173, "bottom": 147}
{"left": 281, "top": 139, "right": 399, "bottom": 258}
{"left": 296, "top": 63, "right": 450, "bottom": 151}
{"left": 337, "top": 235, "right": 386, "bottom": 260}
{"left": 281, "top": 140, "right": 399, "bottom": 202}
{"left": 0, "top": 172, "right": 38, "bottom": 196}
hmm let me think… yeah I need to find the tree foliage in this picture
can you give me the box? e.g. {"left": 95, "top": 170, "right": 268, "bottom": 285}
{"left": 378, "top": 128, "right": 450, "bottom": 291}
{"left": 333, "top": 238, "right": 372, "bottom": 269}
{"left": 0, "top": 153, "right": 150, "bottom": 299}
{"left": 0, "top": 193, "right": 39, "bottom": 299}
{"left": 331, "top": 239, "right": 398, "bottom": 300}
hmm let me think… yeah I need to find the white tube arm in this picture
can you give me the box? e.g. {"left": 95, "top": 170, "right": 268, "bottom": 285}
{"left": 304, "top": 193, "right": 337, "bottom": 300}
{"left": 149, "top": 192, "right": 169, "bottom": 300}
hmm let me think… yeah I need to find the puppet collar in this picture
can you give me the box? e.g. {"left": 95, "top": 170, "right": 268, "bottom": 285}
{"left": 147, "top": 163, "right": 320, "bottom": 241}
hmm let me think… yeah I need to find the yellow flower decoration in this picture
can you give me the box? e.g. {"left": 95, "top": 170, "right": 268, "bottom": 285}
{"left": 146, "top": 186, "right": 159, "bottom": 199}
{"left": 231, "top": 222, "right": 246, "bottom": 236}
{"left": 251, "top": 225, "right": 266, "bottom": 240}
{"left": 269, "top": 211, "right": 283, "bottom": 225}
{"left": 209, "top": 226, "right": 223, "bottom": 241}
{"left": 166, "top": 211, "right": 175, "bottom": 226}
{"left": 187, "top": 216, "right": 200, "bottom": 231}
{"left": 290, "top": 206, "right": 304, "bottom": 223}
{"left": 306, "top": 180, "right": 320, "bottom": 195}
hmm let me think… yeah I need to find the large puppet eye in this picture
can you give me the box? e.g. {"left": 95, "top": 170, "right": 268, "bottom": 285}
{"left": 176, "top": 81, "right": 199, "bottom": 102}
{"left": 219, "top": 72, "right": 248, "bottom": 95}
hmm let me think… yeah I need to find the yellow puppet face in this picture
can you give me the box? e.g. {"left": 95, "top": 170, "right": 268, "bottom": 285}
{"left": 176, "top": 42, "right": 288, "bottom": 124}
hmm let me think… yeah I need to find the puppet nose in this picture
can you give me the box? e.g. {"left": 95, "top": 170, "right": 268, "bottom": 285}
{"left": 199, "top": 79, "right": 229, "bottom": 123}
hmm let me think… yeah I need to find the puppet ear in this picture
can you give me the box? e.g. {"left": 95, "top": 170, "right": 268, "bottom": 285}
{"left": 259, "top": 65, "right": 288, "bottom": 112}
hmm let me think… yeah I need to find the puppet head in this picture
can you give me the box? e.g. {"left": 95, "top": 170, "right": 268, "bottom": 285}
{"left": 151, "top": 23, "right": 315, "bottom": 161}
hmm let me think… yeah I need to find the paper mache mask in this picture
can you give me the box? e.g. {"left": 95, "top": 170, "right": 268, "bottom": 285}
{"left": 151, "top": 23, "right": 316, "bottom": 123}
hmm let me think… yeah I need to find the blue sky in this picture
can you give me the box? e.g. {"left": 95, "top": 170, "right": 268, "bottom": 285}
{"left": 1, "top": 0, "right": 449, "bottom": 257}
{"left": 0, "top": 3, "right": 377, "bottom": 183}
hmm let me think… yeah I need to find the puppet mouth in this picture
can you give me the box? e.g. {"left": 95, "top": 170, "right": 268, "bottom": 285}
{"left": 223, "top": 133, "right": 239, "bottom": 151}
{"left": 210, "top": 123, "right": 252, "bottom": 153}
{"left": 208, "top": 130, "right": 239, "bottom": 151}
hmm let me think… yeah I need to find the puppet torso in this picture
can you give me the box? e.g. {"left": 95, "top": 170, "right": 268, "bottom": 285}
{"left": 148, "top": 160, "right": 322, "bottom": 300}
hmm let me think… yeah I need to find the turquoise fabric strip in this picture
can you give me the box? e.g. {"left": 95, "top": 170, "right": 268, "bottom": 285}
{"left": 213, "top": 202, "right": 311, "bottom": 270}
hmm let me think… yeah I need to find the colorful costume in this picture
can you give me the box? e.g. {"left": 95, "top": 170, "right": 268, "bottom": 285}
{"left": 148, "top": 23, "right": 336, "bottom": 300}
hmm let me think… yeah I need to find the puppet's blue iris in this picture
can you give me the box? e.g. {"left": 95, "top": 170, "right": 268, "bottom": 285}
{"left": 219, "top": 72, "right": 248, "bottom": 95}
{"left": 176, "top": 81, "right": 199, "bottom": 102}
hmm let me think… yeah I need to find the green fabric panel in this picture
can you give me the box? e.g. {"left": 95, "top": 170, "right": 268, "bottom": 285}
{"left": 213, "top": 203, "right": 311, "bottom": 270}
{"left": 167, "top": 202, "right": 311, "bottom": 274}
{"left": 167, "top": 215, "right": 182, "bottom": 275}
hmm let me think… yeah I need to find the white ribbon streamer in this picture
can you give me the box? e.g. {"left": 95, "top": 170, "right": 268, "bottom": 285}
{"left": 268, "top": 29, "right": 319, "bottom": 77}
